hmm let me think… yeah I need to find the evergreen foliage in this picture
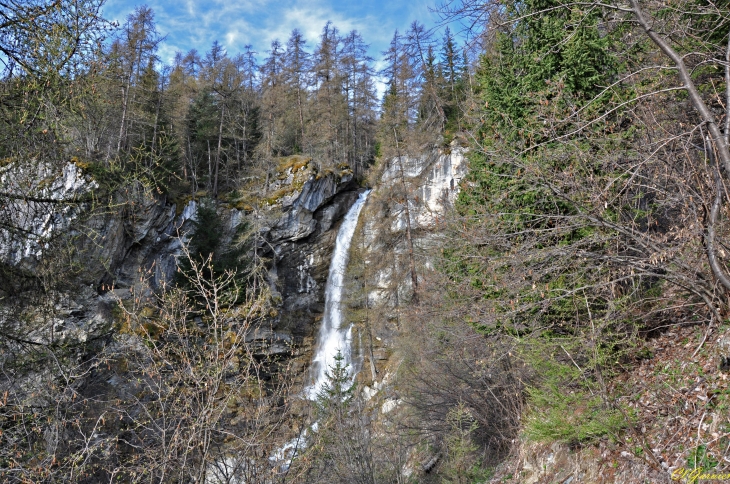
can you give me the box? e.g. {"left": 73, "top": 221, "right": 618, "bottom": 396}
{"left": 314, "top": 350, "right": 354, "bottom": 419}
{"left": 302, "top": 351, "right": 380, "bottom": 484}
{"left": 428, "top": 0, "right": 730, "bottom": 466}
{"left": 176, "top": 198, "right": 251, "bottom": 305}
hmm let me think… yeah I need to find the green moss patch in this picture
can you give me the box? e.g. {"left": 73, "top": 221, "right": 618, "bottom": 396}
{"left": 278, "top": 154, "right": 312, "bottom": 173}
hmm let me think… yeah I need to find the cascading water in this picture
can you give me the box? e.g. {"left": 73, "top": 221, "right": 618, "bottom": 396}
{"left": 271, "top": 189, "right": 371, "bottom": 469}
{"left": 305, "top": 189, "right": 371, "bottom": 399}
{"left": 207, "top": 190, "right": 372, "bottom": 481}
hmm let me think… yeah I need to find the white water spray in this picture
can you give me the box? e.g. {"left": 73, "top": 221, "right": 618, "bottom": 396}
{"left": 305, "top": 189, "right": 371, "bottom": 400}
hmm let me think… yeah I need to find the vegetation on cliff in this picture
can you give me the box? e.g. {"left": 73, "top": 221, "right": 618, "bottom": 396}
{"left": 3, "top": 0, "right": 730, "bottom": 482}
{"left": 402, "top": 0, "right": 730, "bottom": 480}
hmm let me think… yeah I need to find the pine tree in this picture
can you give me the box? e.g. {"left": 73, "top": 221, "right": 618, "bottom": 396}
{"left": 406, "top": 21, "right": 446, "bottom": 134}
{"left": 380, "top": 30, "right": 417, "bottom": 142}
{"left": 229, "top": 48, "right": 261, "bottom": 173}
{"left": 314, "top": 350, "right": 354, "bottom": 421}
{"left": 259, "top": 39, "right": 286, "bottom": 189}
{"left": 310, "top": 22, "right": 348, "bottom": 167}
{"left": 439, "top": 27, "right": 464, "bottom": 133}
{"left": 341, "top": 30, "right": 377, "bottom": 174}
{"left": 202, "top": 41, "right": 237, "bottom": 197}
{"left": 111, "top": 6, "right": 163, "bottom": 155}
{"left": 284, "top": 29, "right": 311, "bottom": 154}
{"left": 307, "top": 351, "right": 377, "bottom": 484}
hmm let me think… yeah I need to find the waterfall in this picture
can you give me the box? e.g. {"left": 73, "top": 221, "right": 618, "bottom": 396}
{"left": 268, "top": 189, "right": 371, "bottom": 472}
{"left": 305, "top": 189, "right": 371, "bottom": 400}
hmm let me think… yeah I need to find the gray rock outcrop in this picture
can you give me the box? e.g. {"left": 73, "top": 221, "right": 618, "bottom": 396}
{"left": 0, "top": 160, "right": 362, "bottom": 379}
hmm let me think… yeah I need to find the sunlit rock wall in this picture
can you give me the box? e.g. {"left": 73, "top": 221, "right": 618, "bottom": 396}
{"left": 0, "top": 161, "right": 97, "bottom": 265}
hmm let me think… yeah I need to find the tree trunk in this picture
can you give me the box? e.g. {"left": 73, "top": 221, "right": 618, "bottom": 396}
{"left": 629, "top": 0, "right": 730, "bottom": 293}
{"left": 213, "top": 104, "right": 224, "bottom": 198}
{"left": 117, "top": 84, "right": 129, "bottom": 154}
{"left": 393, "top": 128, "right": 418, "bottom": 299}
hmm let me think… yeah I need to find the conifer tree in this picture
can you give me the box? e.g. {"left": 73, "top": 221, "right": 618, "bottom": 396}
{"left": 259, "top": 39, "right": 286, "bottom": 188}
{"left": 439, "top": 27, "right": 465, "bottom": 132}
{"left": 111, "top": 6, "right": 163, "bottom": 155}
{"left": 314, "top": 350, "right": 353, "bottom": 420}
{"left": 341, "top": 30, "right": 377, "bottom": 174}
{"left": 403, "top": 21, "right": 445, "bottom": 134}
{"left": 284, "top": 29, "right": 311, "bottom": 154}
{"left": 229, "top": 48, "right": 261, "bottom": 173}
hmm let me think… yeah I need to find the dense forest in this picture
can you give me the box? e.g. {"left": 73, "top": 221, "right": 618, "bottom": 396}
{"left": 2, "top": 0, "right": 730, "bottom": 482}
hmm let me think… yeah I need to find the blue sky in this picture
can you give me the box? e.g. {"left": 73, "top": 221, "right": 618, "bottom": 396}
{"left": 101, "top": 0, "right": 449, "bottom": 70}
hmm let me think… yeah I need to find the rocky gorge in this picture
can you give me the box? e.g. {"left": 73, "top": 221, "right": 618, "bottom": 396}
{"left": 2, "top": 136, "right": 703, "bottom": 484}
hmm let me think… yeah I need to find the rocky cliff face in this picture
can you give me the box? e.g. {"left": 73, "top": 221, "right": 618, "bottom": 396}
{"left": 0, "top": 161, "right": 96, "bottom": 265}
{"left": 316, "top": 143, "right": 469, "bottom": 480}
{"left": 0, "top": 146, "right": 471, "bottom": 481}
{"left": 378, "top": 145, "right": 467, "bottom": 230}
{"left": 341, "top": 143, "right": 467, "bottom": 396}
{"left": 262, "top": 167, "right": 362, "bottom": 381}
{"left": 357, "top": 144, "right": 466, "bottom": 308}
{"left": 1, "top": 158, "right": 362, "bottom": 384}
{"left": 1, "top": 144, "right": 462, "bottom": 403}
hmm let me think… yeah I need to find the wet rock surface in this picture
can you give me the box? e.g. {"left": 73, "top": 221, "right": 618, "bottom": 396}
{"left": 268, "top": 187, "right": 360, "bottom": 334}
